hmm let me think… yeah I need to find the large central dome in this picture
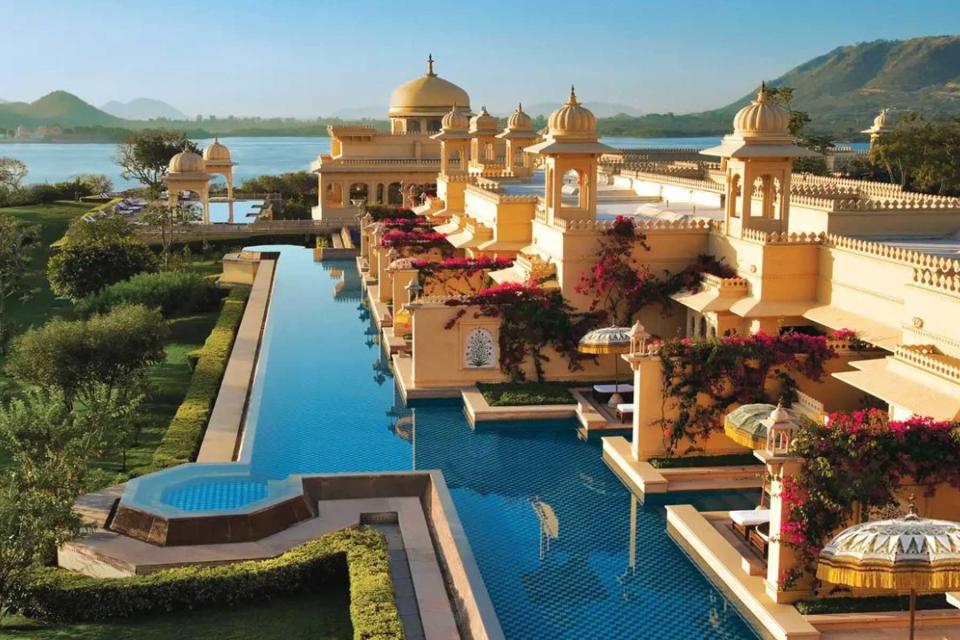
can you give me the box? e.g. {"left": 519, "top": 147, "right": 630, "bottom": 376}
{"left": 389, "top": 55, "right": 470, "bottom": 117}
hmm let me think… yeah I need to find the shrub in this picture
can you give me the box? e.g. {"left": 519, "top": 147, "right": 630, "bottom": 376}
{"left": 6, "top": 304, "right": 168, "bottom": 404}
{"left": 477, "top": 381, "right": 577, "bottom": 406}
{"left": 78, "top": 271, "right": 225, "bottom": 318}
{"left": 48, "top": 239, "right": 158, "bottom": 300}
{"left": 18, "top": 528, "right": 402, "bottom": 640}
{"left": 143, "top": 288, "right": 248, "bottom": 471}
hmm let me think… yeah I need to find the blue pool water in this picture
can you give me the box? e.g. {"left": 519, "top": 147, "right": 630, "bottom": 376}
{"left": 230, "top": 246, "right": 760, "bottom": 639}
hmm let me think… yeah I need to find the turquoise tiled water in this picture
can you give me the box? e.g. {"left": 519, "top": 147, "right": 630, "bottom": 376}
{"left": 161, "top": 476, "right": 268, "bottom": 511}
{"left": 220, "top": 246, "right": 760, "bottom": 639}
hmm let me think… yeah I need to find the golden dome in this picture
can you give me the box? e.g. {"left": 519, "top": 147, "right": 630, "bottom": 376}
{"left": 469, "top": 106, "right": 498, "bottom": 133}
{"left": 202, "top": 138, "right": 231, "bottom": 162}
{"left": 168, "top": 148, "right": 204, "bottom": 174}
{"left": 547, "top": 86, "right": 597, "bottom": 139}
{"left": 388, "top": 55, "right": 471, "bottom": 117}
{"left": 733, "top": 87, "right": 790, "bottom": 137}
{"left": 440, "top": 105, "right": 469, "bottom": 132}
{"left": 506, "top": 103, "right": 533, "bottom": 131}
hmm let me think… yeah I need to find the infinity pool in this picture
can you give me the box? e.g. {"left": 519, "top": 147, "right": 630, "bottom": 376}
{"left": 230, "top": 246, "right": 759, "bottom": 639}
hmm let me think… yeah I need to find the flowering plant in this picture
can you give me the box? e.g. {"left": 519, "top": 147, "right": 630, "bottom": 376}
{"left": 380, "top": 216, "right": 429, "bottom": 229}
{"left": 576, "top": 216, "right": 735, "bottom": 324}
{"left": 380, "top": 230, "right": 448, "bottom": 249}
{"left": 657, "top": 332, "right": 835, "bottom": 454}
{"left": 366, "top": 205, "right": 416, "bottom": 221}
{"left": 410, "top": 256, "right": 513, "bottom": 274}
{"left": 445, "top": 283, "right": 602, "bottom": 381}
{"left": 781, "top": 410, "right": 960, "bottom": 585}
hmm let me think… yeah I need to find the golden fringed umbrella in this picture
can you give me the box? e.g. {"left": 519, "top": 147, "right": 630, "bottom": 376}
{"left": 578, "top": 326, "right": 632, "bottom": 405}
{"left": 723, "top": 402, "right": 794, "bottom": 449}
{"left": 817, "top": 502, "right": 960, "bottom": 640}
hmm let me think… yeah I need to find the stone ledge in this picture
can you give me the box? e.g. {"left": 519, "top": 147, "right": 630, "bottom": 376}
{"left": 461, "top": 387, "right": 577, "bottom": 427}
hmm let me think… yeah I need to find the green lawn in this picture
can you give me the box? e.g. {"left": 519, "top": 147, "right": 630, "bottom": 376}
{"left": 1, "top": 589, "right": 353, "bottom": 640}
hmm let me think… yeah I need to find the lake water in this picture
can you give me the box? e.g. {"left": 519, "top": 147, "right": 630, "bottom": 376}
{"left": 0, "top": 136, "right": 731, "bottom": 191}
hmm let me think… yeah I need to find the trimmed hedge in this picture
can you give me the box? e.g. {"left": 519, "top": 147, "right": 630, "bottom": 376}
{"left": 477, "top": 381, "right": 578, "bottom": 406}
{"left": 794, "top": 593, "right": 947, "bottom": 615}
{"left": 649, "top": 453, "right": 764, "bottom": 469}
{"left": 141, "top": 287, "right": 248, "bottom": 472}
{"left": 19, "top": 528, "right": 404, "bottom": 639}
{"left": 77, "top": 270, "right": 225, "bottom": 318}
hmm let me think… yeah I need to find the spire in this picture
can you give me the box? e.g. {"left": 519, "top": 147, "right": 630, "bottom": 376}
{"left": 757, "top": 81, "right": 767, "bottom": 102}
{"left": 568, "top": 85, "right": 579, "bottom": 105}
{"left": 517, "top": 102, "right": 524, "bottom": 112}
{"left": 427, "top": 53, "right": 436, "bottom": 76}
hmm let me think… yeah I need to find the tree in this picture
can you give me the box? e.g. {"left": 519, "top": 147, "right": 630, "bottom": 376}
{"left": 0, "top": 157, "right": 28, "bottom": 191}
{"left": 65, "top": 212, "right": 134, "bottom": 244}
{"left": 0, "top": 387, "right": 113, "bottom": 621}
{"left": 871, "top": 114, "right": 960, "bottom": 195}
{"left": 117, "top": 130, "right": 198, "bottom": 194}
{"left": 77, "top": 173, "right": 113, "bottom": 197}
{"left": 140, "top": 202, "right": 200, "bottom": 268}
{"left": 47, "top": 238, "right": 158, "bottom": 300}
{"left": 0, "top": 217, "right": 38, "bottom": 352}
{"left": 6, "top": 304, "right": 168, "bottom": 407}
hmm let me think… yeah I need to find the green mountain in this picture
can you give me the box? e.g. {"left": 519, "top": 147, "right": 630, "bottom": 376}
{"left": 0, "top": 90, "right": 125, "bottom": 129}
{"left": 598, "top": 35, "right": 960, "bottom": 139}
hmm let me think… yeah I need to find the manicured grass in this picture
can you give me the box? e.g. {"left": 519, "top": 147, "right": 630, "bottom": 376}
{"left": 794, "top": 593, "right": 948, "bottom": 615}
{"left": 1, "top": 589, "right": 353, "bottom": 640}
{"left": 92, "top": 311, "right": 220, "bottom": 478}
{"left": 0, "top": 201, "right": 91, "bottom": 330}
{"left": 477, "top": 381, "right": 578, "bottom": 406}
{"left": 649, "top": 453, "right": 764, "bottom": 469}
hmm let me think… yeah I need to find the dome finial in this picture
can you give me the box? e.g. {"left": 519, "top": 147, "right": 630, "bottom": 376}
{"left": 518, "top": 102, "right": 523, "bottom": 112}
{"left": 427, "top": 53, "right": 435, "bottom": 76}
{"left": 758, "top": 81, "right": 768, "bottom": 102}
{"left": 568, "top": 85, "right": 579, "bottom": 105}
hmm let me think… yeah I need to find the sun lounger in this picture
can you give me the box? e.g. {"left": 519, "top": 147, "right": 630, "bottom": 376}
{"left": 615, "top": 403, "right": 633, "bottom": 420}
{"left": 730, "top": 509, "right": 770, "bottom": 528}
{"left": 593, "top": 384, "right": 634, "bottom": 394}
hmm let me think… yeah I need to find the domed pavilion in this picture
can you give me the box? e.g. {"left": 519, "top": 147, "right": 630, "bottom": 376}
{"left": 163, "top": 147, "right": 212, "bottom": 223}
{"left": 388, "top": 55, "right": 471, "bottom": 134}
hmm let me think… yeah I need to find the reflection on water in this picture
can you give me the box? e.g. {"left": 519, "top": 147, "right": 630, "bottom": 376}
{"left": 241, "top": 247, "right": 760, "bottom": 639}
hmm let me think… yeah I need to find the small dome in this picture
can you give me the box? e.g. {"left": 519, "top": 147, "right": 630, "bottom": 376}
{"left": 168, "top": 148, "right": 204, "bottom": 174}
{"left": 506, "top": 103, "right": 533, "bottom": 131}
{"left": 547, "top": 86, "right": 597, "bottom": 139}
{"left": 202, "top": 138, "right": 231, "bottom": 162}
{"left": 733, "top": 87, "right": 790, "bottom": 137}
{"left": 441, "top": 105, "right": 469, "bottom": 132}
{"left": 469, "top": 106, "right": 498, "bottom": 133}
{"left": 389, "top": 55, "right": 471, "bottom": 116}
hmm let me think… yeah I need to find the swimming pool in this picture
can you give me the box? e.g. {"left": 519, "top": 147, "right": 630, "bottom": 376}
{"left": 188, "top": 199, "right": 263, "bottom": 224}
{"left": 198, "top": 246, "right": 754, "bottom": 639}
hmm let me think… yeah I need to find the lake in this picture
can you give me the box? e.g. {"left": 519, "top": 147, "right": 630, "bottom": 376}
{"left": 0, "top": 135, "right": 867, "bottom": 191}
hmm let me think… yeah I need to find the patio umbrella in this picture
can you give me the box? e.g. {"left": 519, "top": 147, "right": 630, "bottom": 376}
{"left": 723, "top": 402, "right": 795, "bottom": 449}
{"left": 817, "top": 502, "right": 960, "bottom": 640}
{"left": 578, "top": 326, "right": 632, "bottom": 405}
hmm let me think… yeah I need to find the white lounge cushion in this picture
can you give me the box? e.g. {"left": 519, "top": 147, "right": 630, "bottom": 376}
{"left": 616, "top": 403, "right": 634, "bottom": 415}
{"left": 730, "top": 509, "right": 770, "bottom": 527}
{"left": 594, "top": 384, "right": 634, "bottom": 394}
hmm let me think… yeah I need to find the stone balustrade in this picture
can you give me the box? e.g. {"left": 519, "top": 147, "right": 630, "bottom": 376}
{"left": 701, "top": 272, "right": 749, "bottom": 292}
{"left": 825, "top": 234, "right": 960, "bottom": 271}
{"left": 895, "top": 344, "right": 960, "bottom": 382}
{"left": 912, "top": 267, "right": 960, "bottom": 296}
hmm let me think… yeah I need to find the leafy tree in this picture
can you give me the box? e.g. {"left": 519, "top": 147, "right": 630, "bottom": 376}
{"left": 872, "top": 114, "right": 960, "bottom": 195}
{"left": 47, "top": 238, "right": 158, "bottom": 300}
{"left": 0, "top": 217, "right": 38, "bottom": 352}
{"left": 6, "top": 304, "right": 168, "bottom": 407}
{"left": 239, "top": 171, "right": 316, "bottom": 220}
{"left": 76, "top": 173, "right": 113, "bottom": 196}
{"left": 0, "top": 157, "right": 27, "bottom": 191}
{"left": 117, "top": 130, "right": 198, "bottom": 194}
{"left": 0, "top": 387, "right": 113, "bottom": 620}
{"left": 64, "top": 213, "right": 135, "bottom": 244}
{"left": 140, "top": 202, "right": 200, "bottom": 267}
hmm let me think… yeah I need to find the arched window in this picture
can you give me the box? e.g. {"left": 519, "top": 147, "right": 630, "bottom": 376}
{"left": 387, "top": 182, "right": 403, "bottom": 205}
{"left": 464, "top": 328, "right": 496, "bottom": 368}
{"left": 349, "top": 183, "right": 368, "bottom": 204}
{"left": 428, "top": 119, "right": 442, "bottom": 132}
{"left": 560, "top": 169, "right": 581, "bottom": 209}
{"left": 406, "top": 119, "right": 421, "bottom": 133}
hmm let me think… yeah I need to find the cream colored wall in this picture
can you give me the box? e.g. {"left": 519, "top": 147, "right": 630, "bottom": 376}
{"left": 408, "top": 303, "right": 620, "bottom": 388}
{"left": 815, "top": 246, "right": 911, "bottom": 330}
{"left": 334, "top": 133, "right": 441, "bottom": 160}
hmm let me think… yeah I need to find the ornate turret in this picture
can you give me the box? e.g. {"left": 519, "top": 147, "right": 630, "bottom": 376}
{"left": 168, "top": 148, "right": 205, "bottom": 174}
{"left": 469, "top": 106, "right": 498, "bottom": 134}
{"left": 506, "top": 103, "right": 533, "bottom": 132}
{"left": 546, "top": 86, "right": 597, "bottom": 140}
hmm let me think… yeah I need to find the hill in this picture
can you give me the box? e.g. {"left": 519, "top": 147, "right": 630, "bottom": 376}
{"left": 524, "top": 101, "right": 643, "bottom": 118}
{"left": 101, "top": 98, "right": 187, "bottom": 120}
{"left": 0, "top": 91, "right": 125, "bottom": 129}
{"left": 598, "top": 35, "right": 960, "bottom": 138}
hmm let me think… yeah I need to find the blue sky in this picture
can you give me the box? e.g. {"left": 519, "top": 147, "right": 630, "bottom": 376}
{"left": 1, "top": 0, "right": 958, "bottom": 118}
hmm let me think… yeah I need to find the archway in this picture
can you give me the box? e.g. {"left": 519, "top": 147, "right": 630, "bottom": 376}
{"left": 560, "top": 169, "right": 582, "bottom": 209}
{"left": 349, "top": 183, "right": 369, "bottom": 205}
{"left": 387, "top": 182, "right": 403, "bottom": 205}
